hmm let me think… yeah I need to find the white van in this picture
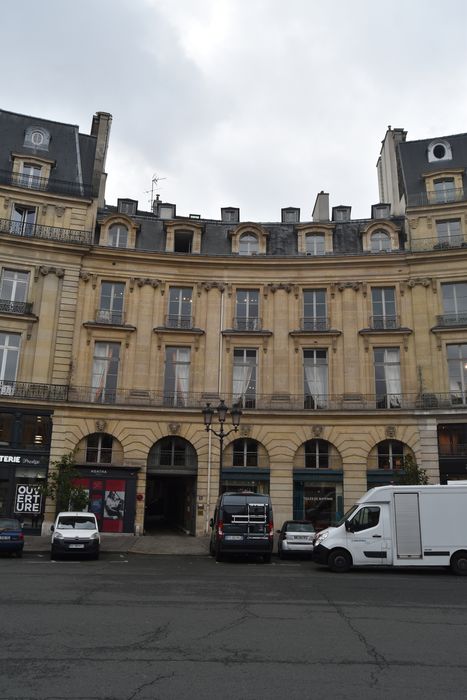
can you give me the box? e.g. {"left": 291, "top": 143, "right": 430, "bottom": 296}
{"left": 312, "top": 484, "right": 467, "bottom": 575}
{"left": 51, "top": 511, "right": 100, "bottom": 560}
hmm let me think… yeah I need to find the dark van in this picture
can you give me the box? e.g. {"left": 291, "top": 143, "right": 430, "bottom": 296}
{"left": 209, "top": 491, "right": 274, "bottom": 562}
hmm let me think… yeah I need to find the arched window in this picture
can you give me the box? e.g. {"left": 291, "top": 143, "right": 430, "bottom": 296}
{"left": 304, "top": 439, "right": 329, "bottom": 468}
{"left": 371, "top": 230, "right": 391, "bottom": 252}
{"left": 239, "top": 232, "right": 258, "bottom": 256}
{"left": 85, "top": 433, "right": 114, "bottom": 464}
{"left": 232, "top": 438, "right": 258, "bottom": 467}
{"left": 377, "top": 440, "right": 405, "bottom": 470}
{"left": 148, "top": 437, "right": 197, "bottom": 472}
{"left": 108, "top": 224, "right": 128, "bottom": 248}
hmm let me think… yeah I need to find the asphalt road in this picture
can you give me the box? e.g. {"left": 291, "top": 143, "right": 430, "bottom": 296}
{"left": 1, "top": 552, "right": 467, "bottom": 700}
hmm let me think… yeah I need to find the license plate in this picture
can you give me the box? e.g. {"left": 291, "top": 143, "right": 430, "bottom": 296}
{"left": 68, "top": 544, "right": 85, "bottom": 549}
{"left": 0, "top": 535, "right": 11, "bottom": 540}
{"left": 225, "top": 535, "right": 242, "bottom": 541}
{"left": 292, "top": 537, "right": 311, "bottom": 542}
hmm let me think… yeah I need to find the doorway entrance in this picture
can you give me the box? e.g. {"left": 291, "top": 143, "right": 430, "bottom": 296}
{"left": 145, "top": 436, "right": 198, "bottom": 536}
{"left": 144, "top": 474, "right": 196, "bottom": 534}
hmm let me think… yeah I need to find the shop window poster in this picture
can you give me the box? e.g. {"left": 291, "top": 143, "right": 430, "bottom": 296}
{"left": 104, "top": 490, "right": 125, "bottom": 520}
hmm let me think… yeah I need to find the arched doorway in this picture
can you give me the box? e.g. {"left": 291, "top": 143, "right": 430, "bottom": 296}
{"left": 293, "top": 439, "right": 343, "bottom": 529}
{"left": 145, "top": 436, "right": 197, "bottom": 535}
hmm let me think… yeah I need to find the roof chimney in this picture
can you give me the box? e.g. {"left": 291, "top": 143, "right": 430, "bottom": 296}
{"left": 312, "top": 191, "right": 329, "bottom": 222}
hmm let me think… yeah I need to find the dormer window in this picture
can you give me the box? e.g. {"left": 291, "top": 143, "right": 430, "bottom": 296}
{"left": 428, "top": 140, "right": 452, "bottom": 163}
{"left": 174, "top": 230, "right": 193, "bottom": 253}
{"left": 371, "top": 230, "right": 391, "bottom": 252}
{"left": 305, "top": 233, "right": 325, "bottom": 256}
{"left": 117, "top": 199, "right": 137, "bottom": 216}
{"left": 159, "top": 204, "right": 176, "bottom": 220}
{"left": 281, "top": 208, "right": 300, "bottom": 224}
{"left": 239, "top": 232, "right": 259, "bottom": 255}
{"left": 23, "top": 126, "right": 50, "bottom": 151}
{"left": 332, "top": 206, "right": 351, "bottom": 222}
{"left": 221, "top": 208, "right": 240, "bottom": 223}
{"left": 20, "top": 163, "right": 42, "bottom": 189}
{"left": 108, "top": 224, "right": 128, "bottom": 248}
{"left": 372, "top": 204, "right": 390, "bottom": 219}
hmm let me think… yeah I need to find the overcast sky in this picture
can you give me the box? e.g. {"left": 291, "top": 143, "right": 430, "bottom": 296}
{"left": 3, "top": 0, "right": 467, "bottom": 221}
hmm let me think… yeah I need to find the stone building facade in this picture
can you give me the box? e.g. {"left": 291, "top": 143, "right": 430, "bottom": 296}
{"left": 0, "top": 110, "right": 466, "bottom": 538}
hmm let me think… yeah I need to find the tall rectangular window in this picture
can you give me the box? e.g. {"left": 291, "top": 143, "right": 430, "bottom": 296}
{"left": 0, "top": 333, "right": 21, "bottom": 391}
{"left": 447, "top": 344, "right": 467, "bottom": 405}
{"left": 108, "top": 225, "right": 128, "bottom": 248}
{"left": 20, "top": 164, "right": 42, "bottom": 189}
{"left": 303, "top": 289, "right": 327, "bottom": 330}
{"left": 164, "top": 347, "right": 191, "bottom": 406}
{"left": 235, "top": 290, "right": 259, "bottom": 330}
{"left": 91, "top": 342, "right": 120, "bottom": 403}
{"left": 97, "top": 282, "right": 124, "bottom": 324}
{"left": 433, "top": 178, "right": 456, "bottom": 203}
{"left": 11, "top": 205, "right": 36, "bottom": 236}
{"left": 371, "top": 287, "right": 397, "bottom": 329}
{"left": 233, "top": 348, "right": 257, "bottom": 408}
{"left": 0, "top": 270, "right": 29, "bottom": 314}
{"left": 436, "top": 219, "right": 462, "bottom": 246}
{"left": 303, "top": 349, "right": 328, "bottom": 409}
{"left": 167, "top": 288, "right": 193, "bottom": 328}
{"left": 374, "top": 347, "right": 401, "bottom": 408}
{"left": 442, "top": 283, "right": 467, "bottom": 325}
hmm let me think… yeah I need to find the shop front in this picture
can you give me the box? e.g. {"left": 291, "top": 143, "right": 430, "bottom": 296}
{"left": 293, "top": 471, "right": 344, "bottom": 530}
{"left": 219, "top": 468, "right": 270, "bottom": 495}
{"left": 73, "top": 466, "right": 138, "bottom": 533}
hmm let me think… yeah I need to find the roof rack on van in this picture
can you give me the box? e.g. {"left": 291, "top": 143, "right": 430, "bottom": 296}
{"left": 232, "top": 502, "right": 267, "bottom": 525}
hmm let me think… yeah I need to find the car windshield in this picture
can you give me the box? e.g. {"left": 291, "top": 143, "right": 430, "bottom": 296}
{"left": 286, "top": 522, "right": 314, "bottom": 533}
{"left": 57, "top": 516, "right": 96, "bottom": 530}
{"left": 0, "top": 518, "right": 21, "bottom": 530}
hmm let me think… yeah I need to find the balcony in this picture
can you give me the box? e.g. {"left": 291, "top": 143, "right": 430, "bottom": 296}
{"left": 0, "top": 299, "right": 34, "bottom": 315}
{"left": 369, "top": 315, "right": 401, "bottom": 330}
{"left": 0, "top": 217, "right": 92, "bottom": 246}
{"left": 164, "top": 314, "right": 193, "bottom": 329}
{"left": 435, "top": 313, "right": 467, "bottom": 327}
{"left": 408, "top": 236, "right": 466, "bottom": 253}
{"left": 407, "top": 187, "right": 466, "bottom": 208}
{"left": 0, "top": 380, "right": 68, "bottom": 401}
{"left": 300, "top": 317, "right": 330, "bottom": 332}
{"left": 95, "top": 309, "right": 125, "bottom": 325}
{"left": 233, "top": 317, "right": 262, "bottom": 331}
{"left": 0, "top": 168, "right": 93, "bottom": 199}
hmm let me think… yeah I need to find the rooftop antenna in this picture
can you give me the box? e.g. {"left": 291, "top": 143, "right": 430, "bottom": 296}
{"left": 145, "top": 173, "right": 167, "bottom": 210}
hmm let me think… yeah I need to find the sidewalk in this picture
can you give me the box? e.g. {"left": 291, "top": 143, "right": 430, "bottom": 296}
{"left": 24, "top": 533, "right": 211, "bottom": 556}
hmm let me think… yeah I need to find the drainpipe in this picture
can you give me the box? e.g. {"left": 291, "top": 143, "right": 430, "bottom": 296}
{"left": 206, "top": 289, "right": 224, "bottom": 533}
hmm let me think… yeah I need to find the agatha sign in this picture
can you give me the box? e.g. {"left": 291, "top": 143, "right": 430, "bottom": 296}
{"left": 14, "top": 484, "right": 42, "bottom": 514}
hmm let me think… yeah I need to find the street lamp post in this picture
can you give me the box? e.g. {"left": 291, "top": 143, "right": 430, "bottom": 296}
{"left": 202, "top": 399, "right": 242, "bottom": 472}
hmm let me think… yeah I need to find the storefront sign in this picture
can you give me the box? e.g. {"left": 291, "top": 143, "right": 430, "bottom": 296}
{"left": 0, "top": 453, "right": 47, "bottom": 466}
{"left": 14, "top": 484, "right": 43, "bottom": 514}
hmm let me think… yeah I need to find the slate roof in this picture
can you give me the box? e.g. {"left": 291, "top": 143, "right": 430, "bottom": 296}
{"left": 0, "top": 109, "right": 97, "bottom": 189}
{"left": 398, "top": 132, "right": 467, "bottom": 197}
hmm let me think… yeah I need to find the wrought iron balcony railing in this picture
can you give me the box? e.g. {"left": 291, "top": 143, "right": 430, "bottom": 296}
{"left": 0, "top": 168, "right": 93, "bottom": 198}
{"left": 0, "top": 299, "right": 33, "bottom": 315}
{"left": 164, "top": 314, "right": 193, "bottom": 329}
{"left": 407, "top": 235, "right": 466, "bottom": 253}
{"left": 95, "top": 309, "right": 125, "bottom": 325}
{"left": 233, "top": 317, "right": 262, "bottom": 331}
{"left": 0, "top": 381, "right": 68, "bottom": 401}
{"left": 435, "top": 313, "right": 467, "bottom": 327}
{"left": 300, "top": 317, "right": 330, "bottom": 331}
{"left": 369, "top": 315, "right": 401, "bottom": 330}
{"left": 0, "top": 217, "right": 92, "bottom": 245}
{"left": 407, "top": 187, "right": 466, "bottom": 208}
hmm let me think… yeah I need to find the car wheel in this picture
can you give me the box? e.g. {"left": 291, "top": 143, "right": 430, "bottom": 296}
{"left": 278, "top": 548, "right": 286, "bottom": 560}
{"left": 450, "top": 551, "right": 467, "bottom": 575}
{"left": 209, "top": 540, "right": 215, "bottom": 556}
{"left": 263, "top": 553, "right": 271, "bottom": 563}
{"left": 215, "top": 546, "right": 223, "bottom": 562}
{"left": 16, "top": 550, "right": 23, "bottom": 558}
{"left": 328, "top": 548, "right": 352, "bottom": 573}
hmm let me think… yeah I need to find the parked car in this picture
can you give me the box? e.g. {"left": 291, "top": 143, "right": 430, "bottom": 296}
{"left": 50, "top": 512, "right": 100, "bottom": 560}
{"left": 277, "top": 520, "right": 315, "bottom": 559}
{"left": 0, "top": 517, "right": 24, "bottom": 557}
{"left": 209, "top": 491, "right": 274, "bottom": 562}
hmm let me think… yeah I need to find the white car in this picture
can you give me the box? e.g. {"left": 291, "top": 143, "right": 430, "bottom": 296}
{"left": 51, "top": 512, "right": 100, "bottom": 560}
{"left": 277, "top": 520, "right": 315, "bottom": 559}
